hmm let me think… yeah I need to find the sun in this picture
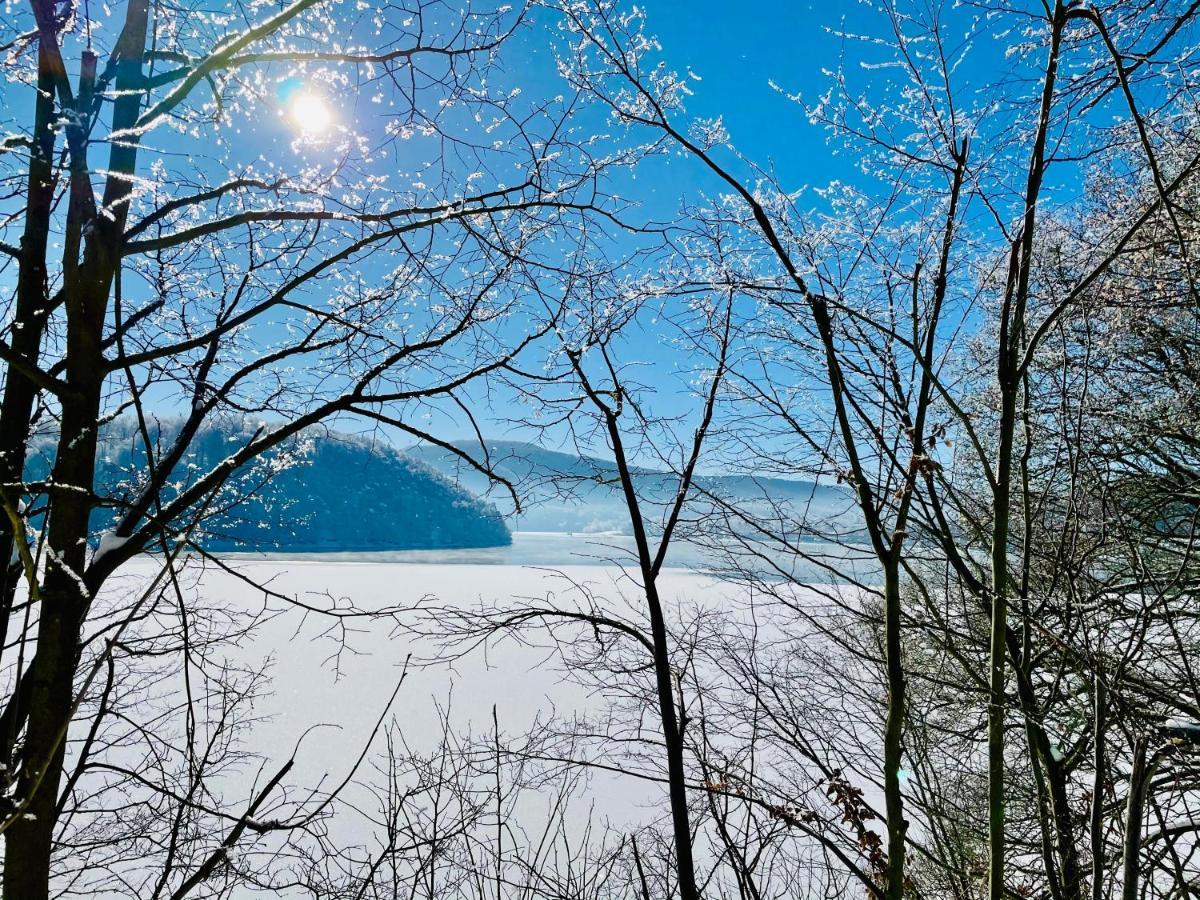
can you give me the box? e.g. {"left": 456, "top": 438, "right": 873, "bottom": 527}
{"left": 288, "top": 90, "right": 334, "bottom": 135}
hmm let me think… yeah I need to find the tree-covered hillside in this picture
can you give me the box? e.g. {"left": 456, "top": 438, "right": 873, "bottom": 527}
{"left": 25, "top": 420, "right": 511, "bottom": 552}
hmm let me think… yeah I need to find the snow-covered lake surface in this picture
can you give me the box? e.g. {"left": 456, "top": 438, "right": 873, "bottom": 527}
{"left": 98, "top": 554, "right": 753, "bottom": 842}
{"left": 115, "top": 532, "right": 874, "bottom": 782}
{"left": 221, "top": 530, "right": 876, "bottom": 583}
{"left": 87, "top": 535, "right": 875, "bottom": 891}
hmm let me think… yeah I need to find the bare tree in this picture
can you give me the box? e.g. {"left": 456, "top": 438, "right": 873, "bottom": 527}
{"left": 0, "top": 0, "right": 636, "bottom": 895}
{"left": 6, "top": 1, "right": 1200, "bottom": 899}
{"left": 418, "top": 253, "right": 742, "bottom": 899}
{"left": 547, "top": 1, "right": 1200, "bottom": 898}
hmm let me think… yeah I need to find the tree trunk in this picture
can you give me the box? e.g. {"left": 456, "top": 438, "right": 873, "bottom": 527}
{"left": 2, "top": 3, "right": 149, "bottom": 895}
{"left": 1010, "top": 652, "right": 1086, "bottom": 900}
{"left": 988, "top": 380, "right": 1016, "bottom": 900}
{"left": 1121, "top": 738, "right": 1151, "bottom": 900}
{"left": 604, "top": 411, "right": 701, "bottom": 900}
{"left": 1091, "top": 675, "right": 1106, "bottom": 900}
{"left": 882, "top": 561, "right": 907, "bottom": 899}
{"left": 644, "top": 574, "right": 701, "bottom": 900}
{"left": 0, "top": 13, "right": 63, "bottom": 663}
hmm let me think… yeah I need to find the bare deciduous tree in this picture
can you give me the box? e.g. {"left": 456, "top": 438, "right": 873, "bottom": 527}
{"left": 0, "top": 0, "right": 633, "bottom": 895}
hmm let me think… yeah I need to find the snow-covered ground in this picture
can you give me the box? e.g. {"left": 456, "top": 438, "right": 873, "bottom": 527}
{"left": 207, "top": 556, "right": 736, "bottom": 808}
{"left": 64, "top": 538, "right": 877, "bottom": 895}
{"left": 98, "top": 548, "right": 775, "bottom": 847}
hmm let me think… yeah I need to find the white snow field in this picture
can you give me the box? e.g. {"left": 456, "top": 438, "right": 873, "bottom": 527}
{"left": 186, "top": 556, "right": 735, "bottom": 818}
{"left": 70, "top": 538, "right": 876, "bottom": 896}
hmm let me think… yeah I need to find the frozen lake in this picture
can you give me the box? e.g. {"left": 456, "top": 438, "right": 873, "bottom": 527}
{"left": 101, "top": 532, "right": 875, "bottom": 799}
{"left": 220, "top": 529, "right": 877, "bottom": 583}
{"left": 92, "top": 556, "right": 758, "bottom": 856}
{"left": 71, "top": 535, "right": 876, "bottom": 896}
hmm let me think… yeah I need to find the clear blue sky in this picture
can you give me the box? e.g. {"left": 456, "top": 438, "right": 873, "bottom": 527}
{"left": 0, "top": 0, "right": 1029, "bottom": 457}
{"left": 626, "top": 0, "right": 866, "bottom": 185}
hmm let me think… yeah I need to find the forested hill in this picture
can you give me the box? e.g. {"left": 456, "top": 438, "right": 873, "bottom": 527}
{"left": 405, "top": 440, "right": 861, "bottom": 538}
{"left": 24, "top": 421, "right": 512, "bottom": 552}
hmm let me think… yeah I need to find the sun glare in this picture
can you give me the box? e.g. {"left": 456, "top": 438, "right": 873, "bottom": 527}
{"left": 288, "top": 90, "right": 334, "bottom": 135}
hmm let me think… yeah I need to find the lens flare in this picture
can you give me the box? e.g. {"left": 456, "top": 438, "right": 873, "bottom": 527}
{"left": 288, "top": 90, "right": 334, "bottom": 135}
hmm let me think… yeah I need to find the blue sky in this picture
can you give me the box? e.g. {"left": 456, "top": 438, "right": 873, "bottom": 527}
{"left": 0, "top": 0, "right": 1044, "bottom": 458}
{"left": 634, "top": 0, "right": 865, "bottom": 182}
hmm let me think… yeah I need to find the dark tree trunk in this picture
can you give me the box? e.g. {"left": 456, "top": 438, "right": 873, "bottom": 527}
{"left": 2, "top": 3, "right": 149, "bottom": 896}
{"left": 881, "top": 561, "right": 907, "bottom": 899}
{"left": 0, "top": 13, "right": 62, "bottom": 665}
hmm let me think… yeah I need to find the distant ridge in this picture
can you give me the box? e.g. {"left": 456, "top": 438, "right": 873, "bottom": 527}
{"left": 404, "top": 439, "right": 860, "bottom": 538}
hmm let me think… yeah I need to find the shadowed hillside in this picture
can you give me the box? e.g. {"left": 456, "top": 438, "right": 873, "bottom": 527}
{"left": 25, "top": 421, "right": 512, "bottom": 552}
